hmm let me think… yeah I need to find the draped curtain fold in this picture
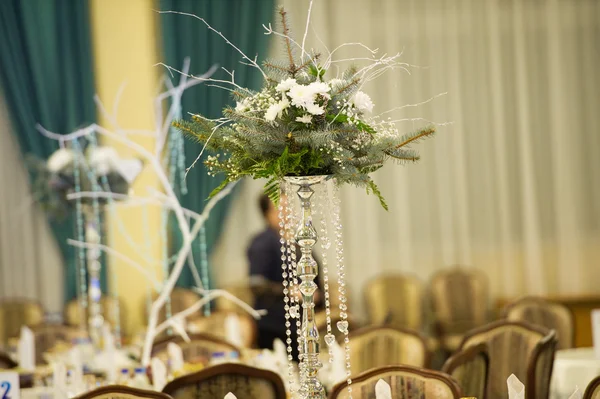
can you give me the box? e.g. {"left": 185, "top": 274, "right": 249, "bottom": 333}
{"left": 0, "top": 0, "right": 98, "bottom": 301}
{"left": 159, "top": 0, "right": 274, "bottom": 288}
{"left": 213, "top": 0, "right": 600, "bottom": 317}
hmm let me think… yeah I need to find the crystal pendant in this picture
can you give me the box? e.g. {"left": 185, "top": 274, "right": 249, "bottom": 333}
{"left": 336, "top": 320, "right": 348, "bottom": 334}
{"left": 324, "top": 333, "right": 336, "bottom": 347}
{"left": 289, "top": 305, "right": 300, "bottom": 319}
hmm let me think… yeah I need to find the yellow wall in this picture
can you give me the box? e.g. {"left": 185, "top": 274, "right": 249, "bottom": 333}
{"left": 89, "top": 0, "right": 163, "bottom": 336}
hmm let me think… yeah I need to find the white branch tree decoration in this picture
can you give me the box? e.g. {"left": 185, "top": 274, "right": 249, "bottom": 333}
{"left": 37, "top": 61, "right": 265, "bottom": 366}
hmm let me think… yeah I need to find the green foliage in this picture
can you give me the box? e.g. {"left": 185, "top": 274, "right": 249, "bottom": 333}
{"left": 175, "top": 9, "right": 437, "bottom": 210}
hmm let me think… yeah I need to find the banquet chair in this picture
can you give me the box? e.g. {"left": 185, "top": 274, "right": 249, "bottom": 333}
{"left": 0, "top": 298, "right": 44, "bottom": 346}
{"left": 315, "top": 308, "right": 358, "bottom": 346}
{"left": 214, "top": 284, "right": 254, "bottom": 313}
{"left": 0, "top": 351, "right": 17, "bottom": 369}
{"left": 584, "top": 376, "right": 600, "bottom": 399}
{"left": 152, "top": 332, "right": 240, "bottom": 364}
{"left": 347, "top": 325, "right": 429, "bottom": 375}
{"left": 429, "top": 266, "right": 489, "bottom": 352}
{"left": 74, "top": 385, "right": 173, "bottom": 399}
{"left": 329, "top": 365, "right": 462, "bottom": 399}
{"left": 503, "top": 296, "right": 574, "bottom": 349}
{"left": 186, "top": 310, "right": 257, "bottom": 348}
{"left": 162, "top": 363, "right": 286, "bottom": 399}
{"left": 65, "top": 296, "right": 128, "bottom": 338}
{"left": 442, "top": 342, "right": 489, "bottom": 399}
{"left": 459, "top": 320, "right": 557, "bottom": 399}
{"left": 364, "top": 273, "right": 424, "bottom": 331}
{"left": 32, "top": 323, "right": 77, "bottom": 364}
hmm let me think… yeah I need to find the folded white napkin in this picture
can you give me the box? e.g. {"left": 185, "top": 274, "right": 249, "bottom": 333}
{"left": 272, "top": 338, "right": 288, "bottom": 366}
{"left": 18, "top": 326, "right": 35, "bottom": 371}
{"left": 568, "top": 387, "right": 582, "bottom": 399}
{"left": 224, "top": 393, "right": 237, "bottom": 399}
{"left": 52, "top": 362, "right": 67, "bottom": 397}
{"left": 102, "top": 325, "right": 117, "bottom": 382}
{"left": 151, "top": 357, "right": 167, "bottom": 391}
{"left": 167, "top": 343, "right": 185, "bottom": 373}
{"left": 507, "top": 374, "right": 525, "bottom": 399}
{"left": 375, "top": 379, "right": 392, "bottom": 399}
{"left": 225, "top": 314, "right": 243, "bottom": 347}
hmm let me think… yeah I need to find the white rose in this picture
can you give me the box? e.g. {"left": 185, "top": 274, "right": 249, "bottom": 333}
{"left": 276, "top": 78, "right": 297, "bottom": 92}
{"left": 47, "top": 148, "right": 75, "bottom": 173}
{"left": 351, "top": 91, "right": 374, "bottom": 113}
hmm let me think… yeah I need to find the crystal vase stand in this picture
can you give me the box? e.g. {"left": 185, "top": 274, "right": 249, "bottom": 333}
{"left": 284, "top": 175, "right": 327, "bottom": 399}
{"left": 83, "top": 205, "right": 104, "bottom": 349}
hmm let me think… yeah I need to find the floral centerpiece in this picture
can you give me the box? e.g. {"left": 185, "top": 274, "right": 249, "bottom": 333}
{"left": 28, "top": 146, "right": 141, "bottom": 218}
{"left": 174, "top": 9, "right": 435, "bottom": 210}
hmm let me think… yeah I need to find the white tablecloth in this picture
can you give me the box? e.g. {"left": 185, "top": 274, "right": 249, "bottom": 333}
{"left": 551, "top": 347, "right": 600, "bottom": 399}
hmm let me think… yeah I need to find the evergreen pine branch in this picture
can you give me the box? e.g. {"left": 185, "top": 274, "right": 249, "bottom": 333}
{"left": 385, "top": 148, "right": 420, "bottom": 162}
{"left": 393, "top": 125, "right": 436, "bottom": 149}
{"left": 278, "top": 7, "right": 297, "bottom": 76}
{"left": 366, "top": 178, "right": 388, "bottom": 211}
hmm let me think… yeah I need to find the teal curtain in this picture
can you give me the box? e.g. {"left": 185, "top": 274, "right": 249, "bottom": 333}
{"left": 160, "top": 0, "right": 274, "bottom": 288}
{"left": 0, "top": 0, "right": 101, "bottom": 301}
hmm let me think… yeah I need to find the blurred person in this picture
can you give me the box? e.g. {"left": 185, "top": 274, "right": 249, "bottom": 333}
{"left": 248, "top": 194, "right": 321, "bottom": 360}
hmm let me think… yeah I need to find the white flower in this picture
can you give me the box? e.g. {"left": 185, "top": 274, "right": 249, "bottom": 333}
{"left": 288, "top": 84, "right": 314, "bottom": 108}
{"left": 264, "top": 99, "right": 289, "bottom": 122}
{"left": 328, "top": 78, "right": 344, "bottom": 87}
{"left": 351, "top": 91, "right": 374, "bottom": 113}
{"left": 88, "top": 146, "right": 119, "bottom": 176}
{"left": 235, "top": 98, "right": 250, "bottom": 113}
{"left": 276, "top": 78, "right": 297, "bottom": 92}
{"left": 296, "top": 114, "right": 312, "bottom": 124}
{"left": 47, "top": 148, "right": 75, "bottom": 173}
{"left": 307, "top": 81, "right": 331, "bottom": 99}
{"left": 305, "top": 103, "right": 325, "bottom": 115}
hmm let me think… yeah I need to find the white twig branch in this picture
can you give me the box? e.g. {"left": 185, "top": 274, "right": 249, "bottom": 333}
{"left": 67, "top": 239, "right": 162, "bottom": 291}
{"left": 158, "top": 10, "right": 267, "bottom": 79}
{"left": 301, "top": 1, "right": 313, "bottom": 62}
{"left": 376, "top": 92, "right": 448, "bottom": 118}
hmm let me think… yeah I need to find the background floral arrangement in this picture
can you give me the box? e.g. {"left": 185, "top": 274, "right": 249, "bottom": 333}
{"left": 175, "top": 8, "right": 436, "bottom": 209}
{"left": 28, "top": 146, "right": 140, "bottom": 219}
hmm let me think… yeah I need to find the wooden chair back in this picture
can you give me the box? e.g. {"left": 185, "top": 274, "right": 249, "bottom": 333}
{"left": 152, "top": 333, "right": 240, "bottom": 364}
{"left": 459, "top": 320, "right": 554, "bottom": 399}
{"left": 504, "top": 296, "right": 574, "bottom": 349}
{"left": 74, "top": 385, "right": 173, "bottom": 399}
{"left": 0, "top": 298, "right": 44, "bottom": 346}
{"left": 584, "top": 376, "right": 600, "bottom": 399}
{"left": 364, "top": 274, "right": 424, "bottom": 330}
{"left": 187, "top": 311, "right": 257, "bottom": 348}
{"left": 442, "top": 342, "right": 489, "bottom": 399}
{"left": 329, "top": 365, "right": 462, "bottom": 399}
{"left": 347, "top": 325, "right": 429, "bottom": 375}
{"left": 162, "top": 363, "right": 286, "bottom": 399}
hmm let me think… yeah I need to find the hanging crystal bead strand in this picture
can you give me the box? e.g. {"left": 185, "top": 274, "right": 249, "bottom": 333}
{"left": 278, "top": 181, "right": 296, "bottom": 396}
{"left": 72, "top": 141, "right": 88, "bottom": 330}
{"left": 332, "top": 183, "right": 352, "bottom": 397}
{"left": 314, "top": 182, "right": 335, "bottom": 361}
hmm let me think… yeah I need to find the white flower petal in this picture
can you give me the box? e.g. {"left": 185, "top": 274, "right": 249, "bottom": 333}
{"left": 47, "top": 148, "right": 75, "bottom": 173}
